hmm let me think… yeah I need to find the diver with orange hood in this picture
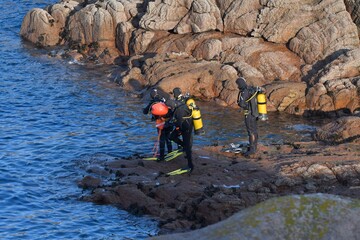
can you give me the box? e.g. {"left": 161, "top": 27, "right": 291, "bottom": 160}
{"left": 143, "top": 88, "right": 173, "bottom": 161}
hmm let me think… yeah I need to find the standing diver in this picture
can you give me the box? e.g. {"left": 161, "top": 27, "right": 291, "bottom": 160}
{"left": 166, "top": 99, "right": 194, "bottom": 174}
{"left": 236, "top": 77, "right": 259, "bottom": 157}
{"left": 172, "top": 87, "right": 189, "bottom": 103}
{"left": 172, "top": 87, "right": 205, "bottom": 136}
{"left": 143, "top": 88, "right": 173, "bottom": 161}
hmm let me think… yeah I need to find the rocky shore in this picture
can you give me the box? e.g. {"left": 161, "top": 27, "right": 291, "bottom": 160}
{"left": 77, "top": 116, "right": 360, "bottom": 236}
{"left": 19, "top": 0, "right": 360, "bottom": 238}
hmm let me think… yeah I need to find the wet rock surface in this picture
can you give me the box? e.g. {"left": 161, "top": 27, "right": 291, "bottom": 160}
{"left": 78, "top": 137, "right": 360, "bottom": 235}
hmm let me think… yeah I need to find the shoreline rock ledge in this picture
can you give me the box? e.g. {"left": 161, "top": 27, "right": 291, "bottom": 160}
{"left": 20, "top": 0, "right": 360, "bottom": 115}
{"left": 77, "top": 127, "right": 360, "bottom": 235}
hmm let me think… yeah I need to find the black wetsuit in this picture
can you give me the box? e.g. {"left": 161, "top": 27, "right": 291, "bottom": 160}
{"left": 143, "top": 95, "right": 165, "bottom": 115}
{"left": 238, "top": 87, "right": 259, "bottom": 155}
{"left": 169, "top": 101, "right": 194, "bottom": 169}
{"left": 143, "top": 96, "right": 173, "bottom": 160}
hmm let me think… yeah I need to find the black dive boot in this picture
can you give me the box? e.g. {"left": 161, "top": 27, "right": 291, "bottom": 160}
{"left": 244, "top": 133, "right": 258, "bottom": 157}
{"left": 157, "top": 147, "right": 165, "bottom": 161}
{"left": 186, "top": 157, "right": 194, "bottom": 173}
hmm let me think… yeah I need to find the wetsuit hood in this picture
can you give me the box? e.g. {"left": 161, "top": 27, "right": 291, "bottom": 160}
{"left": 236, "top": 77, "right": 247, "bottom": 90}
{"left": 173, "top": 88, "right": 182, "bottom": 99}
{"left": 150, "top": 88, "right": 159, "bottom": 99}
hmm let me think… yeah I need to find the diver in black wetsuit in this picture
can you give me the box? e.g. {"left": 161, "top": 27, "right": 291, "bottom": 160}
{"left": 166, "top": 99, "right": 194, "bottom": 171}
{"left": 172, "top": 87, "right": 189, "bottom": 103}
{"left": 236, "top": 77, "right": 259, "bottom": 157}
{"left": 143, "top": 88, "right": 166, "bottom": 115}
{"left": 143, "top": 88, "right": 173, "bottom": 161}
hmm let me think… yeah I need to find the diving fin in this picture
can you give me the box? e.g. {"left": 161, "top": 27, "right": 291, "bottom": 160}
{"left": 165, "top": 151, "right": 183, "bottom": 162}
{"left": 143, "top": 149, "right": 183, "bottom": 161}
{"left": 142, "top": 156, "right": 158, "bottom": 161}
{"left": 166, "top": 167, "right": 192, "bottom": 176}
{"left": 165, "top": 149, "right": 182, "bottom": 157}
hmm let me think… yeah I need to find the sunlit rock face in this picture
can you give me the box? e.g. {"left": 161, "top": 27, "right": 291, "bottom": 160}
{"left": 20, "top": 1, "right": 82, "bottom": 46}
{"left": 68, "top": 0, "right": 135, "bottom": 48}
{"left": 20, "top": 0, "right": 360, "bottom": 115}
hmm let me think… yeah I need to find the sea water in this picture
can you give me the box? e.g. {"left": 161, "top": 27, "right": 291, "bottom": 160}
{"left": 0, "top": 1, "right": 327, "bottom": 239}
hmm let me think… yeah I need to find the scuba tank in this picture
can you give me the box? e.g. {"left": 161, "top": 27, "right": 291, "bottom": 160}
{"left": 186, "top": 98, "right": 205, "bottom": 135}
{"left": 243, "top": 87, "right": 268, "bottom": 121}
{"left": 256, "top": 88, "right": 268, "bottom": 121}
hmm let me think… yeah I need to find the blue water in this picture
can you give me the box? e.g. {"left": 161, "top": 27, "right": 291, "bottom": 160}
{"left": 1, "top": 1, "right": 158, "bottom": 239}
{"left": 0, "top": 1, "right": 327, "bottom": 239}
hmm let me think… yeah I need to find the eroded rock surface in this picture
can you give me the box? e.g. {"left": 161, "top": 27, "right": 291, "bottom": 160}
{"left": 314, "top": 116, "right": 360, "bottom": 143}
{"left": 306, "top": 77, "right": 360, "bottom": 113}
{"left": 20, "top": 0, "right": 360, "bottom": 114}
{"left": 345, "top": 0, "right": 360, "bottom": 36}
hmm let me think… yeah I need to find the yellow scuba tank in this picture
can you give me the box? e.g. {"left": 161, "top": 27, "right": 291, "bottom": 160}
{"left": 186, "top": 98, "right": 205, "bottom": 135}
{"left": 256, "top": 91, "right": 268, "bottom": 121}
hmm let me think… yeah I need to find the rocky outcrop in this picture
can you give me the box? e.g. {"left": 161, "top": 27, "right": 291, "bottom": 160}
{"left": 119, "top": 34, "right": 304, "bottom": 109}
{"left": 265, "top": 82, "right": 307, "bottom": 114}
{"left": 223, "top": 0, "right": 260, "bottom": 35}
{"left": 306, "top": 77, "right": 360, "bottom": 114}
{"left": 139, "top": 0, "right": 191, "bottom": 32}
{"left": 289, "top": 11, "right": 359, "bottom": 65}
{"left": 20, "top": 8, "right": 58, "bottom": 46}
{"left": 20, "top": 0, "right": 360, "bottom": 115}
{"left": 67, "top": 1, "right": 132, "bottom": 49}
{"left": 78, "top": 138, "right": 360, "bottom": 234}
{"left": 314, "top": 116, "right": 360, "bottom": 143}
{"left": 20, "top": 1, "right": 81, "bottom": 46}
{"left": 151, "top": 194, "right": 360, "bottom": 240}
{"left": 118, "top": 52, "right": 240, "bottom": 103}
{"left": 345, "top": 0, "right": 360, "bottom": 36}
{"left": 175, "top": 0, "right": 223, "bottom": 34}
